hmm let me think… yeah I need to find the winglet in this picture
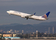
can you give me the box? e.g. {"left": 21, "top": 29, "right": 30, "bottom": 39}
{"left": 34, "top": 12, "right": 36, "bottom": 15}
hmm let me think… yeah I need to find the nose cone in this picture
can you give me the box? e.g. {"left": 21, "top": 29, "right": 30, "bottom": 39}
{"left": 7, "top": 11, "right": 11, "bottom": 14}
{"left": 7, "top": 11, "right": 9, "bottom": 13}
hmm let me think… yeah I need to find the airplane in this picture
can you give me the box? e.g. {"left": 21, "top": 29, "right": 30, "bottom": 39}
{"left": 7, "top": 10, "right": 50, "bottom": 21}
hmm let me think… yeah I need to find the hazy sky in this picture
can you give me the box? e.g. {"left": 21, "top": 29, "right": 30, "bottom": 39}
{"left": 0, "top": 0, "right": 56, "bottom": 25}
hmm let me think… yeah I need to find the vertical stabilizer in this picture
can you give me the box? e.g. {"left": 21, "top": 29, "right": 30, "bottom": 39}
{"left": 42, "top": 11, "right": 50, "bottom": 18}
{"left": 46, "top": 11, "right": 50, "bottom": 17}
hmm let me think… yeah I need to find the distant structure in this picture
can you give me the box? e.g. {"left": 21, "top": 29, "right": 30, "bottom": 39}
{"left": 36, "top": 30, "right": 38, "bottom": 37}
{"left": 44, "top": 31, "right": 47, "bottom": 34}
{"left": 33, "top": 32, "right": 35, "bottom": 34}
{"left": 15, "top": 30, "right": 17, "bottom": 33}
{"left": 10, "top": 29, "right": 12, "bottom": 32}
{"left": 3, "top": 34, "right": 13, "bottom": 37}
{"left": 13, "top": 34, "right": 17, "bottom": 37}
{"left": 8, "top": 31, "right": 11, "bottom": 33}
{"left": 22, "top": 30, "right": 24, "bottom": 35}
{"left": 22, "top": 30, "right": 24, "bottom": 33}
{"left": 48, "top": 27, "right": 50, "bottom": 34}
{"left": 16, "top": 30, "right": 19, "bottom": 33}
{"left": 52, "top": 27, "right": 54, "bottom": 34}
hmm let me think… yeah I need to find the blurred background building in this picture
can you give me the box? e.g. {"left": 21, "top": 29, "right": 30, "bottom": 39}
{"left": 3, "top": 34, "right": 13, "bottom": 37}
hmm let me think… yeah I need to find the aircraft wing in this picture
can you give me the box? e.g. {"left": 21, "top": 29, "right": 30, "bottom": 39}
{"left": 25, "top": 12, "right": 36, "bottom": 20}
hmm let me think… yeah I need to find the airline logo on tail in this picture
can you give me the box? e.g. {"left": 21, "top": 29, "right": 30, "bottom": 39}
{"left": 42, "top": 11, "right": 50, "bottom": 19}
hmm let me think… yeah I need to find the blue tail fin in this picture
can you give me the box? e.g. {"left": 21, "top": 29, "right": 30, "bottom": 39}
{"left": 42, "top": 11, "right": 50, "bottom": 18}
{"left": 46, "top": 11, "right": 50, "bottom": 17}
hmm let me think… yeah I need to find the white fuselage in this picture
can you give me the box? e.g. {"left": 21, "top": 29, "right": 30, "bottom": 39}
{"left": 7, "top": 10, "right": 47, "bottom": 21}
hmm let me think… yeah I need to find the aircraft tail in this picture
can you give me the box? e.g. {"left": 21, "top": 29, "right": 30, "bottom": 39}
{"left": 42, "top": 11, "right": 50, "bottom": 18}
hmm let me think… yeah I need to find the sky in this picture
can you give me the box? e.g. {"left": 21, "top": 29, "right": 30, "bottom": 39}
{"left": 0, "top": 0, "right": 56, "bottom": 25}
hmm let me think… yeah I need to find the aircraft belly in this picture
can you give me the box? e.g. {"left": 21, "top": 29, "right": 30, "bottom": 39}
{"left": 29, "top": 16, "right": 39, "bottom": 19}
{"left": 29, "top": 16, "right": 46, "bottom": 20}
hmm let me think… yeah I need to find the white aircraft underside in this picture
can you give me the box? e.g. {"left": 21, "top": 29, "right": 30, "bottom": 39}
{"left": 7, "top": 10, "right": 50, "bottom": 21}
